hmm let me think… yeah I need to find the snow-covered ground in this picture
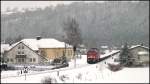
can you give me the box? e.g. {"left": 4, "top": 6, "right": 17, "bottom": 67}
{"left": 1, "top": 50, "right": 149, "bottom": 83}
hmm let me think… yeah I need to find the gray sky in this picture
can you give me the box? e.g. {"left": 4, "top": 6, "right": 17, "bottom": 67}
{"left": 1, "top": 1, "right": 105, "bottom": 13}
{"left": 1, "top": 1, "right": 139, "bottom": 14}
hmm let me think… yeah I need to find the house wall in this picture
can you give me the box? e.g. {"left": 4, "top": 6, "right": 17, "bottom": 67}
{"left": 5, "top": 42, "right": 42, "bottom": 65}
{"left": 130, "top": 47, "right": 149, "bottom": 65}
{"left": 39, "top": 48, "right": 74, "bottom": 60}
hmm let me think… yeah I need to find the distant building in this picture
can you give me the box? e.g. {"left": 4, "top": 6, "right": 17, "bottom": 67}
{"left": 114, "top": 44, "right": 149, "bottom": 66}
{"left": 129, "top": 45, "right": 149, "bottom": 66}
{"left": 100, "top": 45, "right": 111, "bottom": 54}
{"left": 4, "top": 37, "right": 74, "bottom": 65}
{"left": 5, "top": 41, "right": 46, "bottom": 65}
{"left": 77, "top": 44, "right": 87, "bottom": 55}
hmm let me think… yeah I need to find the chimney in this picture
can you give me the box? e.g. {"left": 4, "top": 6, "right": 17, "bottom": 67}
{"left": 140, "top": 43, "right": 143, "bottom": 46}
{"left": 36, "top": 36, "right": 42, "bottom": 40}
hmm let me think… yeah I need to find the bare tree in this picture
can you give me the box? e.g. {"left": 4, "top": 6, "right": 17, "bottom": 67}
{"left": 63, "top": 17, "right": 82, "bottom": 46}
{"left": 5, "top": 35, "right": 24, "bottom": 45}
{"left": 62, "top": 17, "right": 82, "bottom": 68}
{"left": 5, "top": 37, "right": 14, "bottom": 45}
{"left": 15, "top": 35, "right": 24, "bottom": 43}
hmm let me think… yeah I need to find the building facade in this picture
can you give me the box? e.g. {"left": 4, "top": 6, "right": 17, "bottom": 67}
{"left": 40, "top": 48, "right": 73, "bottom": 60}
{"left": 5, "top": 42, "right": 45, "bottom": 65}
{"left": 4, "top": 37, "right": 74, "bottom": 65}
{"left": 129, "top": 45, "right": 149, "bottom": 65}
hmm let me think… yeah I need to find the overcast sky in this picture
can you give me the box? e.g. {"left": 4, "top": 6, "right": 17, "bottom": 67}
{"left": 1, "top": 1, "right": 140, "bottom": 13}
{"left": 1, "top": 1, "right": 105, "bottom": 13}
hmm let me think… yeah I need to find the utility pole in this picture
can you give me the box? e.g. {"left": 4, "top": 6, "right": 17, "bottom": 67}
{"left": 73, "top": 46, "right": 76, "bottom": 68}
{"left": 63, "top": 35, "right": 67, "bottom": 57}
{"left": 65, "top": 42, "right": 67, "bottom": 57}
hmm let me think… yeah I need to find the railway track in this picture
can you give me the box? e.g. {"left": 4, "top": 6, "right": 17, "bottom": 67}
{"left": 1, "top": 51, "right": 120, "bottom": 79}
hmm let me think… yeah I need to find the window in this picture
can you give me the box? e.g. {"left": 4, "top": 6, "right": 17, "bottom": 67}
{"left": 22, "top": 46, "right": 24, "bottom": 49}
{"left": 18, "top": 51, "right": 21, "bottom": 54}
{"left": 18, "top": 59, "right": 21, "bottom": 62}
{"left": 70, "top": 50, "right": 72, "bottom": 55}
{"left": 33, "top": 58, "right": 36, "bottom": 62}
{"left": 11, "top": 59, "right": 13, "bottom": 62}
{"left": 7, "top": 58, "right": 9, "bottom": 62}
{"left": 30, "top": 58, "right": 32, "bottom": 62}
{"left": 114, "top": 59, "right": 119, "bottom": 62}
{"left": 22, "top": 59, "right": 24, "bottom": 62}
{"left": 22, "top": 51, "right": 24, "bottom": 54}
{"left": 138, "top": 55, "right": 140, "bottom": 59}
{"left": 18, "top": 46, "right": 21, "bottom": 49}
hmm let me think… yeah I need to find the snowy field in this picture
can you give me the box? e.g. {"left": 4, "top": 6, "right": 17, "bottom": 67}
{"left": 1, "top": 50, "right": 149, "bottom": 83}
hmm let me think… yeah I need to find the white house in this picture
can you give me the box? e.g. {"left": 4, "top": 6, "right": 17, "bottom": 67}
{"left": 5, "top": 37, "right": 73, "bottom": 65}
{"left": 5, "top": 41, "right": 46, "bottom": 65}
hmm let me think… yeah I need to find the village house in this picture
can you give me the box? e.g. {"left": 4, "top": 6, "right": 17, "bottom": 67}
{"left": 76, "top": 44, "right": 87, "bottom": 55}
{"left": 100, "top": 45, "right": 111, "bottom": 54}
{"left": 129, "top": 45, "right": 149, "bottom": 66}
{"left": 4, "top": 37, "right": 74, "bottom": 65}
{"left": 113, "top": 44, "right": 149, "bottom": 66}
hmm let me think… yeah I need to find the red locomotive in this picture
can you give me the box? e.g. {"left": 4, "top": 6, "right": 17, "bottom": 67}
{"left": 87, "top": 48, "right": 100, "bottom": 64}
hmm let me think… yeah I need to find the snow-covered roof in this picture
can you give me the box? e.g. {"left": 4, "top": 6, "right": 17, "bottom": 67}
{"left": 130, "top": 45, "right": 149, "bottom": 50}
{"left": 101, "top": 50, "right": 120, "bottom": 58}
{"left": 10, "top": 38, "right": 72, "bottom": 51}
{"left": 1, "top": 44, "right": 10, "bottom": 53}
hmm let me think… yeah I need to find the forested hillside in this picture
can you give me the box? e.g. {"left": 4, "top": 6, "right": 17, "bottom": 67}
{"left": 1, "top": 1, "right": 149, "bottom": 48}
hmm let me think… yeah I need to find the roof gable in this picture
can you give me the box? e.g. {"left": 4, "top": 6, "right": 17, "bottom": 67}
{"left": 129, "top": 45, "right": 149, "bottom": 50}
{"left": 6, "top": 42, "right": 48, "bottom": 61}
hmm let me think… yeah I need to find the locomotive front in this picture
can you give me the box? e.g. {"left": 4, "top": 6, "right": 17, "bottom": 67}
{"left": 87, "top": 48, "right": 100, "bottom": 64}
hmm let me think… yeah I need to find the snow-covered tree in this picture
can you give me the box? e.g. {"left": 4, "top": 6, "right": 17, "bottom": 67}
{"left": 63, "top": 17, "right": 82, "bottom": 47}
{"left": 119, "top": 43, "right": 133, "bottom": 67}
{"left": 61, "top": 51, "right": 68, "bottom": 65}
{"left": 62, "top": 17, "right": 82, "bottom": 68}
